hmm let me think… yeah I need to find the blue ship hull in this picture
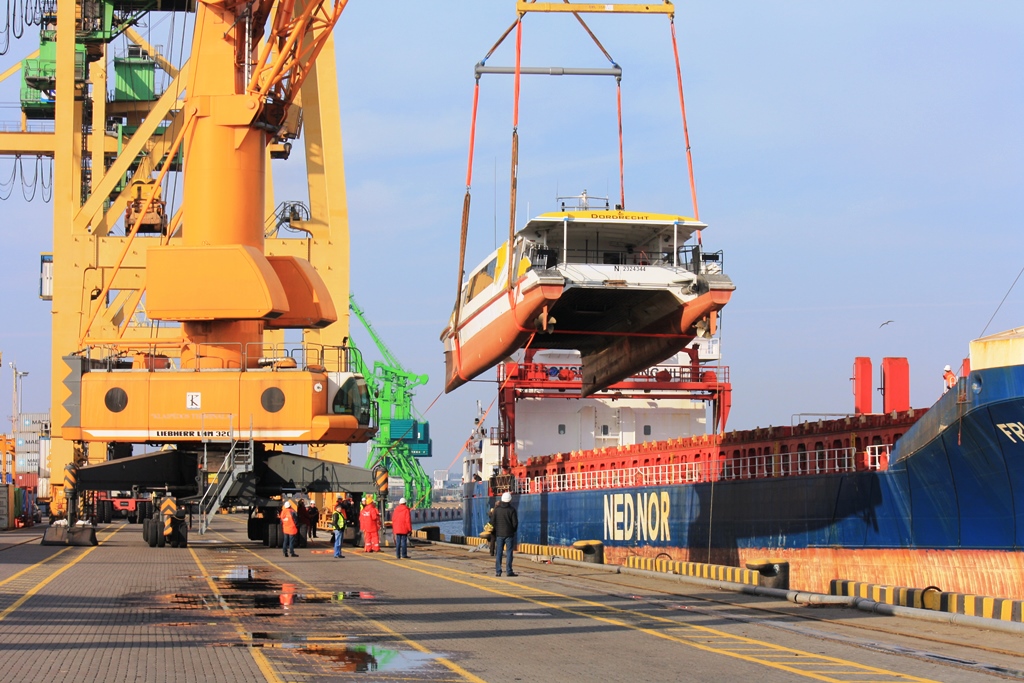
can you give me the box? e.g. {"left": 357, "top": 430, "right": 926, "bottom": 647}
{"left": 464, "top": 364, "right": 1024, "bottom": 595}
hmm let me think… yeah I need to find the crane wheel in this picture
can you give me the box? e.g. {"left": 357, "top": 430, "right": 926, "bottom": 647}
{"left": 147, "top": 521, "right": 158, "bottom": 548}
{"left": 156, "top": 525, "right": 166, "bottom": 547}
{"left": 178, "top": 525, "right": 189, "bottom": 548}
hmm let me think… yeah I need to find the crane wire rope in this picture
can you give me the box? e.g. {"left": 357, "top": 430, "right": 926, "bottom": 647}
{"left": 39, "top": 154, "right": 52, "bottom": 202}
{"left": 451, "top": 12, "right": 532, "bottom": 379}
{"left": 505, "top": 15, "right": 523, "bottom": 290}
{"left": 669, "top": 17, "right": 700, "bottom": 242}
{"left": 162, "top": 4, "right": 190, "bottom": 239}
{"left": 0, "top": 157, "right": 16, "bottom": 200}
{"left": 979, "top": 263, "right": 1024, "bottom": 338}
{"left": 560, "top": 1, "right": 626, "bottom": 208}
{"left": 19, "top": 154, "right": 37, "bottom": 201}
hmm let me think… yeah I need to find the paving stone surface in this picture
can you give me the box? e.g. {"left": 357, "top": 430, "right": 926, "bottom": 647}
{"left": 2, "top": 518, "right": 1024, "bottom": 683}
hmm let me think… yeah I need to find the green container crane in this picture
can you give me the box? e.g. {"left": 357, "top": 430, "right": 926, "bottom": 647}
{"left": 350, "top": 295, "right": 433, "bottom": 508}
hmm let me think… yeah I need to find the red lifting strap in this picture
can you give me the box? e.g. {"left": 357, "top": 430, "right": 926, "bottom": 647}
{"left": 670, "top": 18, "right": 701, "bottom": 241}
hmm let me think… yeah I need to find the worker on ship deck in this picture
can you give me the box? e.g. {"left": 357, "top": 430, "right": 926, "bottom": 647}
{"left": 943, "top": 365, "right": 957, "bottom": 394}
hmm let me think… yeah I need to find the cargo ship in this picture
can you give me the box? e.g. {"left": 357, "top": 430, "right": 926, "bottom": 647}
{"left": 461, "top": 328, "right": 1024, "bottom": 600}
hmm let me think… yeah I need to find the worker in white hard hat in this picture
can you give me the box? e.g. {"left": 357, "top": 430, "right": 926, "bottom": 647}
{"left": 943, "top": 364, "right": 957, "bottom": 394}
{"left": 280, "top": 499, "right": 299, "bottom": 558}
{"left": 392, "top": 497, "right": 412, "bottom": 559}
{"left": 490, "top": 491, "right": 519, "bottom": 577}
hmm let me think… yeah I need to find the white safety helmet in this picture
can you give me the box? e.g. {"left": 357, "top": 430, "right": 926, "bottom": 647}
{"left": 283, "top": 500, "right": 293, "bottom": 508}
{"left": 501, "top": 492, "right": 512, "bottom": 503}
{"left": 944, "top": 365, "right": 951, "bottom": 372}
{"left": 399, "top": 497, "right": 407, "bottom": 505}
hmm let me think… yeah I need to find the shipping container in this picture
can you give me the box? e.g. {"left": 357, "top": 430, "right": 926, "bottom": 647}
{"left": 39, "top": 437, "right": 51, "bottom": 477}
{"left": 17, "top": 454, "right": 40, "bottom": 473}
{"left": 18, "top": 413, "right": 50, "bottom": 432}
{"left": 15, "top": 472, "right": 38, "bottom": 489}
{"left": 14, "top": 431, "right": 41, "bottom": 450}
{"left": 0, "top": 485, "right": 10, "bottom": 529}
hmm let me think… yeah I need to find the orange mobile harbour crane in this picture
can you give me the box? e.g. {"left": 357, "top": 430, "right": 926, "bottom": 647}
{"left": 0, "top": 0, "right": 388, "bottom": 544}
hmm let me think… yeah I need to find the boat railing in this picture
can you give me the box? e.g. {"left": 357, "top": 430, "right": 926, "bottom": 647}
{"left": 499, "top": 361, "right": 730, "bottom": 385}
{"left": 723, "top": 447, "right": 857, "bottom": 479}
{"left": 560, "top": 247, "right": 673, "bottom": 267}
{"left": 519, "top": 445, "right": 891, "bottom": 494}
{"left": 865, "top": 444, "right": 892, "bottom": 470}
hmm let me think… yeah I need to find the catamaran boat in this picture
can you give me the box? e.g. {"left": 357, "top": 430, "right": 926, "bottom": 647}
{"left": 441, "top": 193, "right": 735, "bottom": 395}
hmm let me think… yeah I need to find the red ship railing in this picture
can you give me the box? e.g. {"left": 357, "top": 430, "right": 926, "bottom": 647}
{"left": 511, "top": 444, "right": 892, "bottom": 494}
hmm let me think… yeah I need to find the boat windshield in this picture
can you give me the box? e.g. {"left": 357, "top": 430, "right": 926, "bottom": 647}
{"left": 521, "top": 218, "right": 718, "bottom": 271}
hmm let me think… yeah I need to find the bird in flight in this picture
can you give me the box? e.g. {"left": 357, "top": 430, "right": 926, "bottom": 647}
{"left": 879, "top": 320, "right": 894, "bottom": 328}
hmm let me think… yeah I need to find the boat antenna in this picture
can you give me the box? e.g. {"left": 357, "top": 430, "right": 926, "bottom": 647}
{"left": 493, "top": 156, "right": 497, "bottom": 249}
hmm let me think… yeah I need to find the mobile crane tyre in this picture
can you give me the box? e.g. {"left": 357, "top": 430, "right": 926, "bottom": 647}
{"left": 142, "top": 518, "right": 150, "bottom": 543}
{"left": 247, "top": 517, "right": 260, "bottom": 540}
{"left": 146, "top": 520, "right": 158, "bottom": 547}
{"left": 156, "top": 525, "right": 166, "bottom": 547}
{"left": 268, "top": 523, "right": 280, "bottom": 548}
{"left": 177, "top": 524, "right": 189, "bottom": 548}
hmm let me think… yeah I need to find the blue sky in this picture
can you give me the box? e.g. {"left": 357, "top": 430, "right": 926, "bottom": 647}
{"left": 0, "top": 2, "right": 1022, "bottom": 477}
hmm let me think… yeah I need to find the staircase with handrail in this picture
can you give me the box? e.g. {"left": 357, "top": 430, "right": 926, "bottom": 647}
{"left": 198, "top": 437, "right": 255, "bottom": 534}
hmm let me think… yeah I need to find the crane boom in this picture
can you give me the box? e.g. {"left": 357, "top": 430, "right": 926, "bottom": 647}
{"left": 350, "top": 295, "right": 433, "bottom": 508}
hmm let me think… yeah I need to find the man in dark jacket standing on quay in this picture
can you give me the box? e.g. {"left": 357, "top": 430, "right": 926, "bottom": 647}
{"left": 490, "top": 491, "right": 518, "bottom": 577}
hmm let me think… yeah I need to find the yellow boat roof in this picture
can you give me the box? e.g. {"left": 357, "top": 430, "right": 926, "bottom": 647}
{"left": 525, "top": 209, "right": 706, "bottom": 228}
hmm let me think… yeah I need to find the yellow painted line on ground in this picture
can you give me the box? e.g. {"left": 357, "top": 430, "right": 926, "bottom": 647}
{"left": 368, "top": 554, "right": 937, "bottom": 683}
{"left": 190, "top": 548, "right": 282, "bottom": 683}
{"left": 213, "top": 531, "right": 488, "bottom": 683}
{"left": 0, "top": 546, "right": 74, "bottom": 588}
{"left": 0, "top": 525, "right": 122, "bottom": 623}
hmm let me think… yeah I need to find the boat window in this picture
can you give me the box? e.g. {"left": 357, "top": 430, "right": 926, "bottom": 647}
{"left": 467, "top": 257, "right": 498, "bottom": 301}
{"left": 643, "top": 425, "right": 651, "bottom": 436}
{"left": 601, "top": 425, "right": 609, "bottom": 436}
{"left": 602, "top": 252, "right": 623, "bottom": 265}
{"left": 557, "top": 424, "right": 566, "bottom": 435}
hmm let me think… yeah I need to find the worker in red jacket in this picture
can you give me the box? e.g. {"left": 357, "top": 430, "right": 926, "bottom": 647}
{"left": 391, "top": 497, "right": 412, "bottom": 559}
{"left": 359, "top": 495, "right": 381, "bottom": 552}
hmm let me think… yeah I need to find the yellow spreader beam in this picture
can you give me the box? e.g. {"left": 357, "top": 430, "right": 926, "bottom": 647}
{"left": 517, "top": 2, "right": 674, "bottom": 15}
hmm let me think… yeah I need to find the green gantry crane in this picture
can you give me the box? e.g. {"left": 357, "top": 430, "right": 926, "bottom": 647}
{"left": 350, "top": 295, "right": 433, "bottom": 508}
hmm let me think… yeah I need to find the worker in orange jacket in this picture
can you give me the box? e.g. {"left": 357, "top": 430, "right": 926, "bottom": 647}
{"left": 359, "top": 495, "right": 381, "bottom": 552}
{"left": 943, "top": 365, "right": 957, "bottom": 394}
{"left": 281, "top": 499, "right": 299, "bottom": 557}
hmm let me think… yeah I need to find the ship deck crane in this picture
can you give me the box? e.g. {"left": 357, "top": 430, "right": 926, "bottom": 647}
{"left": 350, "top": 295, "right": 433, "bottom": 509}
